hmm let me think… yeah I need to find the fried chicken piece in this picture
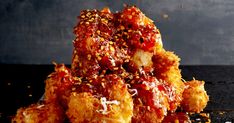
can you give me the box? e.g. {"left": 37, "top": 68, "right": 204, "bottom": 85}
{"left": 181, "top": 80, "right": 209, "bottom": 113}
{"left": 12, "top": 102, "right": 64, "bottom": 123}
{"left": 66, "top": 74, "right": 133, "bottom": 123}
{"left": 129, "top": 76, "right": 171, "bottom": 123}
{"left": 44, "top": 63, "right": 78, "bottom": 107}
{"left": 153, "top": 50, "right": 185, "bottom": 111}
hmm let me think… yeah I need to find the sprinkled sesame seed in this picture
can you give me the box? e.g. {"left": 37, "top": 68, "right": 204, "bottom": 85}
{"left": 128, "top": 15, "right": 132, "bottom": 19}
{"left": 101, "top": 46, "right": 104, "bottom": 50}
{"left": 87, "top": 54, "right": 91, "bottom": 60}
{"left": 97, "top": 30, "right": 100, "bottom": 34}
{"left": 110, "top": 46, "right": 115, "bottom": 52}
{"left": 120, "top": 25, "right": 125, "bottom": 30}
{"left": 109, "top": 41, "right": 113, "bottom": 45}
{"left": 86, "top": 12, "right": 91, "bottom": 16}
{"left": 100, "top": 37, "right": 105, "bottom": 41}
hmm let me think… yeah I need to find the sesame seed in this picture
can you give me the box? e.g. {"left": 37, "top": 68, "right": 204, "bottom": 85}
{"left": 147, "top": 106, "right": 151, "bottom": 111}
{"left": 97, "top": 30, "right": 100, "bottom": 34}
{"left": 109, "top": 41, "right": 113, "bottom": 45}
{"left": 87, "top": 54, "right": 91, "bottom": 60}
{"left": 97, "top": 56, "right": 102, "bottom": 61}
{"left": 110, "top": 46, "right": 115, "bottom": 52}
{"left": 79, "top": 63, "right": 82, "bottom": 67}
{"left": 100, "top": 37, "right": 105, "bottom": 41}
{"left": 120, "top": 25, "right": 125, "bottom": 30}
{"left": 72, "top": 93, "right": 77, "bottom": 96}
{"left": 101, "top": 82, "right": 105, "bottom": 88}
{"left": 128, "top": 15, "right": 132, "bottom": 19}
{"left": 72, "top": 87, "right": 76, "bottom": 91}
{"left": 101, "top": 46, "right": 104, "bottom": 50}
{"left": 86, "top": 12, "right": 91, "bottom": 16}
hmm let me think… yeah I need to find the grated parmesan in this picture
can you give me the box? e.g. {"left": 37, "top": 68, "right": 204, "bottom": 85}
{"left": 128, "top": 89, "right": 138, "bottom": 96}
{"left": 97, "top": 97, "right": 120, "bottom": 115}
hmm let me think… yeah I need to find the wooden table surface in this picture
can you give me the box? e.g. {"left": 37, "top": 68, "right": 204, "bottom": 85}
{"left": 0, "top": 65, "right": 234, "bottom": 122}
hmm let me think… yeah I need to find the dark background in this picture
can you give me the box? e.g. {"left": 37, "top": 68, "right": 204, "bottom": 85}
{"left": 1, "top": 0, "right": 234, "bottom": 65}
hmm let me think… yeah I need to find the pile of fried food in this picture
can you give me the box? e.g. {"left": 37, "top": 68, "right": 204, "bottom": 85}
{"left": 12, "top": 6, "right": 209, "bottom": 123}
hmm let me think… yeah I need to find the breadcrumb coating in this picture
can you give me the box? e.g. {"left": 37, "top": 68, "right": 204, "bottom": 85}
{"left": 12, "top": 102, "right": 64, "bottom": 123}
{"left": 153, "top": 50, "right": 185, "bottom": 111}
{"left": 181, "top": 80, "right": 209, "bottom": 113}
{"left": 66, "top": 75, "right": 133, "bottom": 123}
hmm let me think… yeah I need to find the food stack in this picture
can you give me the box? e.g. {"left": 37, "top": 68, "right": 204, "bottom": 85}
{"left": 12, "top": 6, "right": 209, "bottom": 123}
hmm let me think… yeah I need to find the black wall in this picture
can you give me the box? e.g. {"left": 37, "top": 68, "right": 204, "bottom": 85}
{"left": 1, "top": 0, "right": 234, "bottom": 65}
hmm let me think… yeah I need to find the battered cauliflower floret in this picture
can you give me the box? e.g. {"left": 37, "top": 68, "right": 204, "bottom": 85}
{"left": 44, "top": 63, "right": 78, "bottom": 107}
{"left": 72, "top": 8, "right": 128, "bottom": 78}
{"left": 153, "top": 50, "right": 185, "bottom": 111}
{"left": 118, "top": 6, "right": 163, "bottom": 51}
{"left": 181, "top": 80, "right": 209, "bottom": 113}
{"left": 66, "top": 74, "right": 133, "bottom": 123}
{"left": 114, "top": 6, "right": 163, "bottom": 74}
{"left": 66, "top": 92, "right": 101, "bottom": 123}
{"left": 130, "top": 49, "right": 154, "bottom": 73}
{"left": 130, "top": 76, "right": 170, "bottom": 123}
{"left": 12, "top": 102, "right": 64, "bottom": 123}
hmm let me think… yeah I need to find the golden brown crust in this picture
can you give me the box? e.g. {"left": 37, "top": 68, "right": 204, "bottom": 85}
{"left": 12, "top": 102, "right": 65, "bottom": 123}
{"left": 66, "top": 75, "right": 133, "bottom": 123}
{"left": 153, "top": 50, "right": 185, "bottom": 111}
{"left": 181, "top": 80, "right": 209, "bottom": 113}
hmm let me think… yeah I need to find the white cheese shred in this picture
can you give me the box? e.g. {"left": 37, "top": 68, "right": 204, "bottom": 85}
{"left": 128, "top": 89, "right": 138, "bottom": 96}
{"left": 97, "top": 97, "right": 120, "bottom": 115}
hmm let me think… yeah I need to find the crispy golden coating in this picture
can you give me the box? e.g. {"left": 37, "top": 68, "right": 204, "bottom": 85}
{"left": 153, "top": 50, "right": 185, "bottom": 111}
{"left": 181, "top": 80, "right": 209, "bottom": 113}
{"left": 66, "top": 75, "right": 133, "bottom": 123}
{"left": 44, "top": 63, "right": 79, "bottom": 108}
{"left": 66, "top": 92, "right": 101, "bottom": 123}
{"left": 12, "top": 102, "right": 64, "bottom": 123}
{"left": 130, "top": 76, "right": 169, "bottom": 123}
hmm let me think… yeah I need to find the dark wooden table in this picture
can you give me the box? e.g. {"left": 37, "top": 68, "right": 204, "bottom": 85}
{"left": 0, "top": 65, "right": 234, "bottom": 122}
